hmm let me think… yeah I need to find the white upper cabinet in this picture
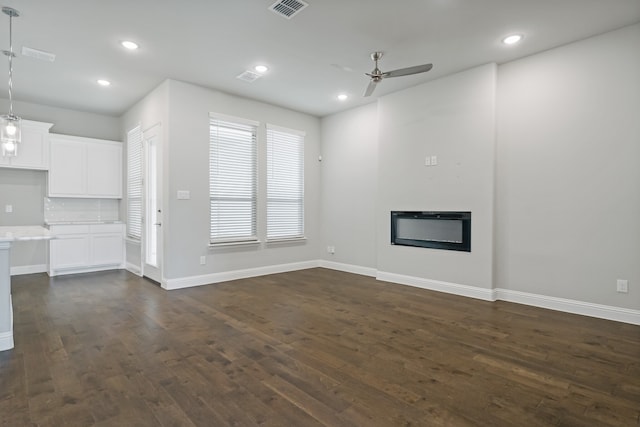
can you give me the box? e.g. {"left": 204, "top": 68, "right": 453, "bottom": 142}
{"left": 49, "top": 138, "right": 86, "bottom": 196}
{"left": 0, "top": 120, "right": 53, "bottom": 170}
{"left": 87, "top": 141, "right": 122, "bottom": 197}
{"left": 49, "top": 134, "right": 122, "bottom": 198}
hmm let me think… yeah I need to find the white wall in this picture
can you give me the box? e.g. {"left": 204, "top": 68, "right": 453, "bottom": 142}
{"left": 320, "top": 103, "right": 378, "bottom": 271}
{"left": 377, "top": 64, "right": 497, "bottom": 289}
{"left": 1, "top": 98, "right": 121, "bottom": 140}
{"left": 320, "top": 25, "right": 639, "bottom": 316}
{"left": 0, "top": 169, "right": 48, "bottom": 270}
{"left": 495, "top": 24, "right": 640, "bottom": 309}
{"left": 126, "top": 80, "right": 322, "bottom": 282}
{"left": 120, "top": 80, "right": 170, "bottom": 273}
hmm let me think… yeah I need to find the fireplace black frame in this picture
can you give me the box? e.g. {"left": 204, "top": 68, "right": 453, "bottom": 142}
{"left": 391, "top": 211, "right": 471, "bottom": 252}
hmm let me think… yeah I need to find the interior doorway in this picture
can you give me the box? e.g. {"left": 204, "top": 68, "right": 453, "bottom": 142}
{"left": 142, "top": 124, "right": 162, "bottom": 284}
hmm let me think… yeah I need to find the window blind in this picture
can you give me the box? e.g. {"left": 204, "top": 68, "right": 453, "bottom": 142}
{"left": 209, "top": 114, "right": 258, "bottom": 244}
{"left": 266, "top": 124, "right": 305, "bottom": 240}
{"left": 126, "top": 126, "right": 143, "bottom": 240}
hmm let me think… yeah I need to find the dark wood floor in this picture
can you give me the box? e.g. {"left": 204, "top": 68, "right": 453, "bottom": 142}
{"left": 1, "top": 268, "right": 639, "bottom": 426}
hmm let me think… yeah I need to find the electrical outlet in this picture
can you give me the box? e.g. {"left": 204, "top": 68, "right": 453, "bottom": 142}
{"left": 199, "top": 256, "right": 206, "bottom": 265}
{"left": 5, "top": 204, "right": 12, "bottom": 213}
{"left": 616, "top": 279, "right": 628, "bottom": 293}
{"left": 327, "top": 246, "right": 335, "bottom": 254}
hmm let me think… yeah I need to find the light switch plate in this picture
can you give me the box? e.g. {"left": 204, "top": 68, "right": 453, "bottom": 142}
{"left": 431, "top": 155, "right": 438, "bottom": 166}
{"left": 424, "top": 156, "right": 431, "bottom": 166}
{"left": 616, "top": 279, "right": 628, "bottom": 293}
{"left": 177, "top": 190, "right": 190, "bottom": 200}
{"left": 5, "top": 204, "right": 12, "bottom": 213}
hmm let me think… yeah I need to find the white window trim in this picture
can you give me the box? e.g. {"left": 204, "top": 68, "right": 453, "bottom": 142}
{"left": 209, "top": 112, "right": 259, "bottom": 128}
{"left": 208, "top": 239, "right": 261, "bottom": 248}
{"left": 266, "top": 123, "right": 306, "bottom": 137}
{"left": 266, "top": 123, "right": 305, "bottom": 241}
{"left": 265, "top": 236, "right": 307, "bottom": 244}
{"left": 209, "top": 113, "right": 259, "bottom": 244}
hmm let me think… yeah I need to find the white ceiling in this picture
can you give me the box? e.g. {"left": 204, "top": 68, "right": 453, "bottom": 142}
{"left": 1, "top": 0, "right": 639, "bottom": 118}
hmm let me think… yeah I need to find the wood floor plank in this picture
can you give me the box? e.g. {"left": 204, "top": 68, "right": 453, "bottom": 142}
{"left": 1, "top": 268, "right": 638, "bottom": 426}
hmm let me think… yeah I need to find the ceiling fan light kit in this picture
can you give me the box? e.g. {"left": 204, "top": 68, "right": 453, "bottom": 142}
{"left": 363, "top": 51, "right": 433, "bottom": 97}
{"left": 1, "top": 6, "right": 21, "bottom": 157}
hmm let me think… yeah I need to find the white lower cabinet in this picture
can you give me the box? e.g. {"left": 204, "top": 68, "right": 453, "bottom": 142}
{"left": 51, "top": 234, "right": 90, "bottom": 270}
{"left": 49, "top": 223, "right": 124, "bottom": 276}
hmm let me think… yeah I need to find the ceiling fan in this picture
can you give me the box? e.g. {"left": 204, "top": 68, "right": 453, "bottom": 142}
{"left": 364, "top": 52, "right": 433, "bottom": 97}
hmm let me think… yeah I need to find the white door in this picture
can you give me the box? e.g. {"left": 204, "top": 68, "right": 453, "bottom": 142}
{"left": 142, "top": 124, "right": 163, "bottom": 284}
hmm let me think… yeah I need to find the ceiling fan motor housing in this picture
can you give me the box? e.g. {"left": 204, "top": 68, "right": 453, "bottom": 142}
{"left": 364, "top": 50, "right": 432, "bottom": 97}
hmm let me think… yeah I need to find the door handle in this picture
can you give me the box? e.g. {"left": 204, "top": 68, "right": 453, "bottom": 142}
{"left": 154, "top": 223, "right": 162, "bottom": 226}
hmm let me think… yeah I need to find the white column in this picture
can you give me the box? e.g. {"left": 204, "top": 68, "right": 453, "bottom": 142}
{"left": 0, "top": 241, "right": 14, "bottom": 351}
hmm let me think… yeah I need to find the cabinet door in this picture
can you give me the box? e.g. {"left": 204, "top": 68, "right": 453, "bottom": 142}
{"left": 0, "top": 120, "right": 52, "bottom": 170}
{"left": 86, "top": 142, "right": 122, "bottom": 198}
{"left": 90, "top": 234, "right": 123, "bottom": 266}
{"left": 50, "top": 235, "right": 90, "bottom": 270}
{"left": 10, "top": 126, "right": 50, "bottom": 169}
{"left": 49, "top": 139, "right": 86, "bottom": 196}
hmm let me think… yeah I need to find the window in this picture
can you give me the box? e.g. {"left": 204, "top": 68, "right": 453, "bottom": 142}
{"left": 126, "top": 126, "right": 143, "bottom": 240}
{"left": 266, "top": 124, "right": 305, "bottom": 240}
{"left": 209, "top": 114, "right": 258, "bottom": 244}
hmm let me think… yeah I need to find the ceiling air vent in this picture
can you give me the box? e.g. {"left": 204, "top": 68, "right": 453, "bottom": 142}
{"left": 269, "top": 0, "right": 308, "bottom": 19}
{"left": 21, "top": 46, "right": 56, "bottom": 62}
{"left": 236, "top": 70, "right": 262, "bottom": 83}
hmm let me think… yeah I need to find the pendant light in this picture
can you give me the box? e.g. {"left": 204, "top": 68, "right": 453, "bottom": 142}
{"left": 1, "top": 7, "right": 20, "bottom": 157}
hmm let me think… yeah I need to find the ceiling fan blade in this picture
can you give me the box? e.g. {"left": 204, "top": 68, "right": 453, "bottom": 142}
{"left": 364, "top": 80, "right": 377, "bottom": 97}
{"left": 384, "top": 63, "right": 433, "bottom": 78}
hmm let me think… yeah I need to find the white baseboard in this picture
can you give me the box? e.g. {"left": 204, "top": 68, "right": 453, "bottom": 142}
{"left": 151, "top": 260, "right": 640, "bottom": 326}
{"left": 0, "top": 331, "right": 13, "bottom": 352}
{"left": 49, "top": 264, "right": 124, "bottom": 277}
{"left": 164, "top": 260, "right": 321, "bottom": 290}
{"left": 376, "top": 271, "right": 497, "bottom": 301}
{"left": 125, "top": 262, "right": 142, "bottom": 276}
{"left": 375, "top": 271, "right": 639, "bottom": 325}
{"left": 10, "top": 264, "right": 47, "bottom": 276}
{"left": 1, "top": 294, "right": 14, "bottom": 351}
{"left": 496, "top": 288, "right": 640, "bottom": 326}
{"left": 319, "top": 260, "right": 377, "bottom": 277}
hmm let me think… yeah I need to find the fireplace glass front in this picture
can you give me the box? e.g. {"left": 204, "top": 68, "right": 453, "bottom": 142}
{"left": 391, "top": 211, "right": 471, "bottom": 252}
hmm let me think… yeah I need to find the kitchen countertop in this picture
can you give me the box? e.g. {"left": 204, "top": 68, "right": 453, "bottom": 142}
{"left": 0, "top": 226, "right": 53, "bottom": 243}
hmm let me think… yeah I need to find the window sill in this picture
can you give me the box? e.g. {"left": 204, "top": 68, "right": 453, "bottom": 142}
{"left": 209, "top": 240, "right": 261, "bottom": 248}
{"left": 266, "top": 236, "right": 307, "bottom": 244}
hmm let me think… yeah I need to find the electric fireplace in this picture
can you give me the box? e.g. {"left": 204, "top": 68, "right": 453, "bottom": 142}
{"left": 391, "top": 211, "right": 471, "bottom": 252}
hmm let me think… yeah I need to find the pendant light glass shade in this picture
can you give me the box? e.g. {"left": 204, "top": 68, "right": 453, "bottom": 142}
{"left": 1, "top": 6, "right": 21, "bottom": 158}
{"left": 1, "top": 114, "right": 21, "bottom": 156}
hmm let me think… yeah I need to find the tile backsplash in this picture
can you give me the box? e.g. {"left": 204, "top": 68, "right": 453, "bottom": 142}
{"left": 44, "top": 198, "right": 120, "bottom": 223}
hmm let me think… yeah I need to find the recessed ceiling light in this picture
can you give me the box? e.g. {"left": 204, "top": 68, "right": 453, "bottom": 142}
{"left": 337, "top": 94, "right": 348, "bottom": 101}
{"left": 502, "top": 34, "right": 523, "bottom": 45}
{"left": 121, "top": 40, "right": 139, "bottom": 50}
{"left": 254, "top": 65, "right": 269, "bottom": 74}
{"left": 97, "top": 79, "right": 111, "bottom": 87}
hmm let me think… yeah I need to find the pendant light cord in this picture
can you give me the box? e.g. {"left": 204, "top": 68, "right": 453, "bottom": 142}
{"left": 7, "top": 11, "right": 13, "bottom": 117}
